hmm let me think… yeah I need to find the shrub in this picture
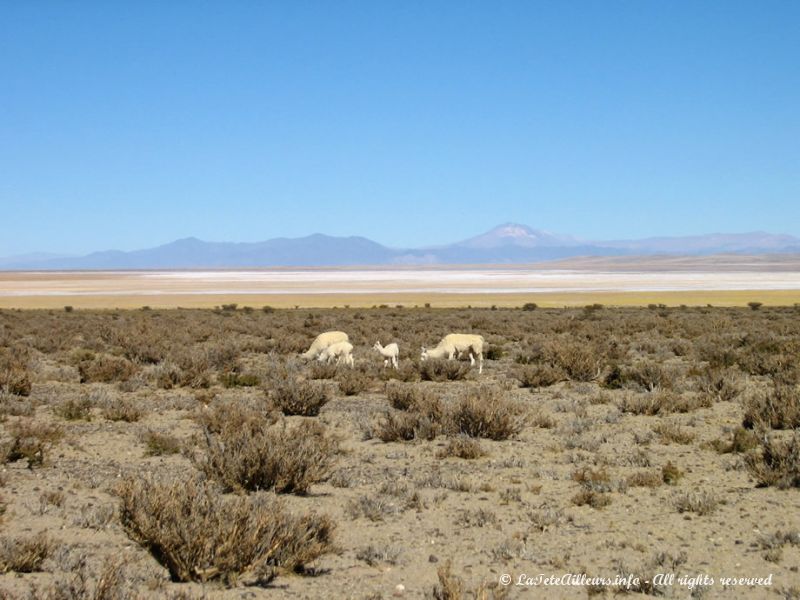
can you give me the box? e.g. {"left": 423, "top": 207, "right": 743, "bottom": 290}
{"left": 710, "top": 426, "right": 758, "bottom": 454}
{"left": 1, "top": 419, "right": 63, "bottom": 468}
{"left": 436, "top": 435, "right": 487, "bottom": 459}
{"left": 54, "top": 397, "right": 93, "bottom": 421}
{"left": 117, "top": 474, "right": 336, "bottom": 585}
{"left": 0, "top": 532, "right": 51, "bottom": 573}
{"left": 78, "top": 354, "right": 136, "bottom": 383}
{"left": 673, "top": 490, "right": 720, "bottom": 515}
{"left": 571, "top": 489, "right": 611, "bottom": 509}
{"left": 220, "top": 371, "right": 261, "bottom": 388}
{"left": 653, "top": 422, "right": 695, "bottom": 445}
{"left": 101, "top": 396, "right": 144, "bottom": 422}
{"left": 376, "top": 410, "right": 442, "bottom": 442}
{"left": 550, "top": 340, "right": 604, "bottom": 381}
{"left": 748, "top": 301, "right": 763, "bottom": 311}
{"left": 625, "top": 471, "right": 663, "bottom": 488}
{"left": 142, "top": 430, "right": 182, "bottom": 456}
{"left": 448, "top": 387, "right": 524, "bottom": 441}
{"left": 522, "top": 303, "right": 538, "bottom": 311}
{"left": 605, "top": 361, "right": 673, "bottom": 392}
{"left": 696, "top": 366, "right": 743, "bottom": 403}
{"left": 742, "top": 385, "right": 800, "bottom": 430}
{"left": 745, "top": 434, "right": 800, "bottom": 489}
{"left": 336, "top": 369, "right": 371, "bottom": 396}
{"left": 196, "top": 419, "right": 340, "bottom": 494}
{"left": 419, "top": 359, "right": 470, "bottom": 382}
{"left": 269, "top": 380, "right": 329, "bottom": 417}
{"left": 386, "top": 382, "right": 435, "bottom": 411}
{"left": 661, "top": 461, "right": 683, "bottom": 485}
{"left": 516, "top": 364, "right": 565, "bottom": 388}
{"left": 0, "top": 357, "right": 31, "bottom": 397}
{"left": 194, "top": 400, "right": 278, "bottom": 434}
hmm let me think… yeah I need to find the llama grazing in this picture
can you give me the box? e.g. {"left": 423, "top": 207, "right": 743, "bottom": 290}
{"left": 318, "top": 341, "right": 354, "bottom": 368}
{"left": 421, "top": 333, "right": 485, "bottom": 374}
{"left": 301, "top": 331, "right": 349, "bottom": 360}
{"left": 373, "top": 341, "right": 399, "bottom": 369}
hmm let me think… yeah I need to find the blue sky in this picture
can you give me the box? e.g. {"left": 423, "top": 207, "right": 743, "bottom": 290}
{"left": 1, "top": 1, "right": 798, "bottom": 255}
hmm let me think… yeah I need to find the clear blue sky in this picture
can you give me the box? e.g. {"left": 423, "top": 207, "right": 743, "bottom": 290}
{"left": 1, "top": 1, "right": 798, "bottom": 255}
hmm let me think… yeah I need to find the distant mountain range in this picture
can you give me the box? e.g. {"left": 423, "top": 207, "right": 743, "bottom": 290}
{"left": 4, "top": 223, "right": 800, "bottom": 269}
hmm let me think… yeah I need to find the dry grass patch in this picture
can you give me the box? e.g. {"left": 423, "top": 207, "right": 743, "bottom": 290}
{"left": 117, "top": 474, "right": 336, "bottom": 586}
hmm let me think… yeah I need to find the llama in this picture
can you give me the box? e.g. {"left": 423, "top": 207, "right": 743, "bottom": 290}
{"left": 373, "top": 341, "right": 399, "bottom": 369}
{"left": 318, "top": 340, "right": 354, "bottom": 368}
{"left": 421, "top": 333, "right": 485, "bottom": 374}
{"left": 301, "top": 331, "right": 349, "bottom": 360}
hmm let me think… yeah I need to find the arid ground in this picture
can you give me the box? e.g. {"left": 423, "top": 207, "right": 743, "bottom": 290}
{"left": 1, "top": 305, "right": 799, "bottom": 599}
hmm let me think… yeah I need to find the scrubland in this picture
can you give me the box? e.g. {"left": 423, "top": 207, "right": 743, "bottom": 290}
{"left": 0, "top": 304, "right": 799, "bottom": 599}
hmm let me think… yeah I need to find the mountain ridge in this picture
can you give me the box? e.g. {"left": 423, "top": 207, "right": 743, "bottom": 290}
{"left": 3, "top": 224, "right": 799, "bottom": 269}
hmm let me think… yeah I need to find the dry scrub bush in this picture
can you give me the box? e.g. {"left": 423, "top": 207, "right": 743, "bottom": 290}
{"left": 709, "top": 426, "right": 758, "bottom": 454}
{"left": 1, "top": 419, "right": 63, "bottom": 468}
{"left": 436, "top": 435, "right": 487, "bottom": 459}
{"left": 742, "top": 384, "right": 800, "bottom": 430}
{"left": 376, "top": 409, "right": 442, "bottom": 442}
{"left": 746, "top": 434, "right": 800, "bottom": 489}
{"left": 603, "top": 360, "right": 674, "bottom": 391}
{"left": 196, "top": 419, "right": 339, "bottom": 494}
{"left": 194, "top": 400, "right": 278, "bottom": 434}
{"left": 449, "top": 387, "right": 524, "bottom": 441}
{"left": 101, "top": 396, "right": 143, "bottom": 422}
{"left": 336, "top": 369, "right": 371, "bottom": 396}
{"left": 548, "top": 340, "right": 604, "bottom": 382}
{"left": 117, "top": 474, "right": 336, "bottom": 586}
{"left": 386, "top": 382, "right": 436, "bottom": 411}
{"left": 571, "top": 489, "right": 611, "bottom": 509}
{"left": 652, "top": 421, "right": 696, "bottom": 445}
{"left": 625, "top": 471, "right": 663, "bottom": 488}
{"left": 269, "top": 379, "right": 329, "bottom": 416}
{"left": 0, "top": 351, "right": 31, "bottom": 397}
{"left": 661, "top": 461, "right": 683, "bottom": 485}
{"left": 515, "top": 364, "right": 565, "bottom": 388}
{"left": 419, "top": 359, "right": 470, "bottom": 382}
{"left": 673, "top": 490, "right": 720, "bottom": 515}
{"left": 142, "top": 430, "right": 181, "bottom": 456}
{"left": 54, "top": 397, "right": 93, "bottom": 421}
{"left": 29, "top": 556, "right": 139, "bottom": 600}
{"left": 78, "top": 354, "right": 136, "bottom": 383}
{"left": 219, "top": 370, "right": 260, "bottom": 388}
{"left": 0, "top": 532, "right": 51, "bottom": 573}
{"left": 614, "top": 390, "right": 705, "bottom": 416}
{"left": 695, "top": 366, "right": 743, "bottom": 403}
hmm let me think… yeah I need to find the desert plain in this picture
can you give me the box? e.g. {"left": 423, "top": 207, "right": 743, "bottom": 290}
{"left": 0, "top": 299, "right": 799, "bottom": 599}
